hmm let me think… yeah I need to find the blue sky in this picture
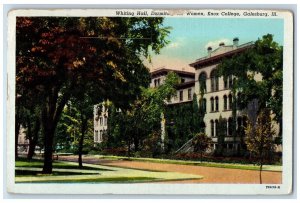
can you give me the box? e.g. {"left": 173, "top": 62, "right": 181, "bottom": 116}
{"left": 147, "top": 18, "right": 284, "bottom": 72}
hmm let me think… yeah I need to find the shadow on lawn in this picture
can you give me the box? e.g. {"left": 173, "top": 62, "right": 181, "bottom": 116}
{"left": 15, "top": 169, "right": 100, "bottom": 176}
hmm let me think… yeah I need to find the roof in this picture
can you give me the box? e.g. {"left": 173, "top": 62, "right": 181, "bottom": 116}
{"left": 151, "top": 68, "right": 195, "bottom": 78}
{"left": 189, "top": 42, "right": 254, "bottom": 68}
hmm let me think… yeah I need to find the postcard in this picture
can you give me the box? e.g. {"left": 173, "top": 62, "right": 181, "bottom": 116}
{"left": 6, "top": 8, "right": 293, "bottom": 195}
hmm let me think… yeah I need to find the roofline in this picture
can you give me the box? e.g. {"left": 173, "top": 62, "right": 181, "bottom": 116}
{"left": 167, "top": 100, "right": 193, "bottom": 107}
{"left": 151, "top": 68, "right": 195, "bottom": 78}
{"left": 189, "top": 42, "right": 254, "bottom": 68}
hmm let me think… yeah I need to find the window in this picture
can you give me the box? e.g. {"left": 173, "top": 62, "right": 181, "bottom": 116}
{"left": 179, "top": 90, "right": 183, "bottom": 101}
{"left": 154, "top": 78, "right": 160, "bottom": 87}
{"left": 100, "top": 117, "right": 103, "bottom": 126}
{"left": 181, "top": 78, "right": 185, "bottom": 83}
{"left": 210, "top": 97, "right": 214, "bottom": 112}
{"left": 188, "top": 88, "right": 192, "bottom": 100}
{"left": 237, "top": 117, "right": 242, "bottom": 134}
{"left": 95, "top": 130, "right": 98, "bottom": 141}
{"left": 104, "top": 116, "right": 107, "bottom": 126}
{"left": 210, "top": 69, "right": 219, "bottom": 92}
{"left": 99, "top": 130, "right": 102, "bottom": 142}
{"left": 199, "top": 72, "right": 207, "bottom": 92}
{"left": 215, "top": 96, "right": 219, "bottom": 111}
{"left": 210, "top": 120, "right": 214, "bottom": 137}
{"left": 223, "top": 95, "right": 227, "bottom": 110}
{"left": 228, "top": 94, "right": 233, "bottom": 110}
{"left": 228, "top": 117, "right": 233, "bottom": 136}
{"left": 215, "top": 119, "right": 219, "bottom": 137}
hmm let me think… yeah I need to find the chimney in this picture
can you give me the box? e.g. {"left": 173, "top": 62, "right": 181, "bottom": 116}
{"left": 207, "top": 46, "right": 212, "bottom": 57}
{"left": 233, "top": 37, "right": 239, "bottom": 48}
{"left": 219, "top": 42, "right": 225, "bottom": 47}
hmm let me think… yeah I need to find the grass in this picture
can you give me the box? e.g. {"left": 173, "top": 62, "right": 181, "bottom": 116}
{"left": 93, "top": 155, "right": 282, "bottom": 172}
{"left": 15, "top": 169, "right": 99, "bottom": 176}
{"left": 16, "top": 158, "right": 112, "bottom": 171}
{"left": 18, "top": 176, "right": 158, "bottom": 183}
{"left": 15, "top": 158, "right": 203, "bottom": 183}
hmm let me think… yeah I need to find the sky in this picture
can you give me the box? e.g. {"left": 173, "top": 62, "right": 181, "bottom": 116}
{"left": 145, "top": 18, "right": 284, "bottom": 72}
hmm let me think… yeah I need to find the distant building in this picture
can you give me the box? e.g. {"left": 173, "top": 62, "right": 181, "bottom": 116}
{"left": 17, "top": 126, "right": 29, "bottom": 154}
{"left": 93, "top": 104, "right": 108, "bottom": 144}
{"left": 150, "top": 68, "right": 195, "bottom": 104}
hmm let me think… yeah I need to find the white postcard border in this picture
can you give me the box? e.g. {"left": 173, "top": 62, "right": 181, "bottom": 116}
{"left": 6, "top": 8, "right": 294, "bottom": 195}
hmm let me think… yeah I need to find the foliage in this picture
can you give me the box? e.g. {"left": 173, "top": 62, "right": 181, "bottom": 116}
{"left": 16, "top": 17, "right": 170, "bottom": 173}
{"left": 105, "top": 72, "right": 180, "bottom": 156}
{"left": 165, "top": 102, "right": 194, "bottom": 151}
{"left": 217, "top": 34, "right": 283, "bottom": 139}
{"left": 141, "top": 131, "right": 163, "bottom": 158}
{"left": 215, "top": 116, "right": 227, "bottom": 156}
{"left": 245, "top": 108, "right": 276, "bottom": 183}
{"left": 192, "top": 133, "right": 212, "bottom": 161}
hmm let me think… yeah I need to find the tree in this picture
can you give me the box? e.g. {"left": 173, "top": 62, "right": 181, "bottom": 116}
{"left": 215, "top": 116, "right": 227, "bottom": 156}
{"left": 191, "top": 93, "right": 200, "bottom": 133}
{"left": 192, "top": 132, "right": 212, "bottom": 162}
{"left": 217, "top": 34, "right": 283, "bottom": 147}
{"left": 106, "top": 72, "right": 180, "bottom": 156}
{"left": 16, "top": 17, "right": 170, "bottom": 173}
{"left": 245, "top": 109, "right": 276, "bottom": 184}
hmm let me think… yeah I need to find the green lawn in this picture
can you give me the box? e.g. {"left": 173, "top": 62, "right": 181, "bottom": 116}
{"left": 94, "top": 155, "right": 282, "bottom": 172}
{"left": 15, "top": 158, "right": 203, "bottom": 183}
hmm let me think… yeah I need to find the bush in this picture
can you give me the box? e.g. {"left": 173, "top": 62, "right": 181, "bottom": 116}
{"left": 101, "top": 147, "right": 128, "bottom": 156}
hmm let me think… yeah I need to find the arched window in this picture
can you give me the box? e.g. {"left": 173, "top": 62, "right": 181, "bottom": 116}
{"left": 223, "top": 95, "right": 228, "bottom": 110}
{"left": 210, "top": 97, "right": 214, "bottom": 112}
{"left": 228, "top": 94, "right": 233, "bottom": 110}
{"left": 100, "top": 117, "right": 103, "bottom": 126}
{"left": 215, "top": 119, "right": 219, "bottom": 137}
{"left": 199, "top": 72, "right": 207, "bottom": 93}
{"left": 215, "top": 96, "right": 219, "bottom": 112}
{"left": 210, "top": 120, "right": 214, "bottom": 137}
{"left": 210, "top": 69, "right": 219, "bottom": 92}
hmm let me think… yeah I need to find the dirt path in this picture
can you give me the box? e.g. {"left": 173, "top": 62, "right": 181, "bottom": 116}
{"left": 58, "top": 155, "right": 282, "bottom": 184}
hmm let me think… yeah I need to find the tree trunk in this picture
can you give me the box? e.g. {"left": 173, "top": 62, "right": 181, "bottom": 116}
{"left": 27, "top": 118, "right": 40, "bottom": 160}
{"left": 78, "top": 116, "right": 87, "bottom": 168}
{"left": 42, "top": 124, "right": 55, "bottom": 174}
{"left": 259, "top": 163, "right": 263, "bottom": 184}
{"left": 41, "top": 87, "right": 70, "bottom": 174}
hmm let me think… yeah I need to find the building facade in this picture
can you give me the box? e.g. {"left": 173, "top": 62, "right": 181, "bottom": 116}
{"left": 189, "top": 38, "right": 252, "bottom": 151}
{"left": 93, "top": 37, "right": 279, "bottom": 153}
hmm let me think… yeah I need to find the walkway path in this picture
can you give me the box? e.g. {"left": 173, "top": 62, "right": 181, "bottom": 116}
{"left": 58, "top": 155, "right": 282, "bottom": 184}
